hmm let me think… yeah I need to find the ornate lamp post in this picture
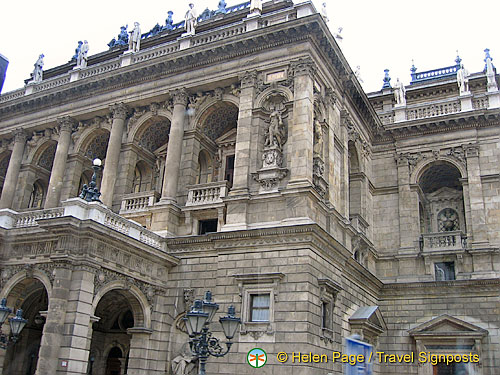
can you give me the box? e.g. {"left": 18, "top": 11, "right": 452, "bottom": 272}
{"left": 79, "top": 158, "right": 102, "bottom": 202}
{"left": 0, "top": 298, "right": 28, "bottom": 349}
{"left": 184, "top": 291, "right": 241, "bottom": 375}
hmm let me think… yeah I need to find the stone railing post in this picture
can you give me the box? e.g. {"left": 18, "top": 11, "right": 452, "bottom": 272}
{"left": 160, "top": 89, "right": 188, "bottom": 204}
{"left": 0, "top": 129, "right": 27, "bottom": 209}
{"left": 44, "top": 117, "right": 74, "bottom": 208}
{"left": 101, "top": 103, "right": 129, "bottom": 207}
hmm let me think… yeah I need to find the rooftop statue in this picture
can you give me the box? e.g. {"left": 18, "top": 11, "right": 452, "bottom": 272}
{"left": 148, "top": 23, "right": 162, "bottom": 37}
{"left": 185, "top": 3, "right": 198, "bottom": 35}
{"left": 108, "top": 25, "right": 129, "bottom": 49}
{"left": 321, "top": 2, "right": 329, "bottom": 22}
{"left": 165, "top": 11, "right": 174, "bottom": 31}
{"left": 31, "top": 54, "right": 44, "bottom": 83}
{"left": 215, "top": 0, "right": 227, "bottom": 14}
{"left": 128, "top": 22, "right": 141, "bottom": 53}
{"left": 393, "top": 78, "right": 406, "bottom": 106}
{"left": 76, "top": 40, "right": 89, "bottom": 68}
{"left": 72, "top": 41, "right": 83, "bottom": 60}
{"left": 457, "top": 63, "right": 470, "bottom": 95}
{"left": 484, "top": 49, "right": 498, "bottom": 92}
{"left": 250, "top": 0, "right": 262, "bottom": 14}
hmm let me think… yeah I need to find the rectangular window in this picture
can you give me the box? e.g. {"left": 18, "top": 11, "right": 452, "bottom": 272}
{"left": 322, "top": 301, "right": 332, "bottom": 330}
{"left": 250, "top": 294, "right": 270, "bottom": 322}
{"left": 198, "top": 219, "right": 218, "bottom": 235}
{"left": 434, "top": 262, "right": 455, "bottom": 281}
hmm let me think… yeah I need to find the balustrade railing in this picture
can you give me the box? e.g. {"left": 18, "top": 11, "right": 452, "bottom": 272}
{"left": 473, "top": 96, "right": 489, "bottom": 110}
{"left": 15, "top": 208, "right": 65, "bottom": 227}
{"left": 406, "top": 100, "right": 461, "bottom": 120}
{"left": 411, "top": 64, "right": 460, "bottom": 84}
{"left": 186, "top": 181, "right": 229, "bottom": 206}
{"left": 0, "top": 88, "right": 25, "bottom": 103}
{"left": 421, "top": 231, "right": 466, "bottom": 252}
{"left": 120, "top": 191, "right": 160, "bottom": 213}
{"left": 79, "top": 60, "right": 121, "bottom": 79}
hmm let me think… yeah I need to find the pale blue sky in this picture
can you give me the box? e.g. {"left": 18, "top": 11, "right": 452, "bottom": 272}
{"left": 1, "top": 1, "right": 499, "bottom": 93}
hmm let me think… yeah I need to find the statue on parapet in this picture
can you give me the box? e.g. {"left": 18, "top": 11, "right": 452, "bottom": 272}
{"left": 250, "top": 0, "right": 262, "bottom": 14}
{"left": 185, "top": 3, "right": 198, "bottom": 35}
{"left": 321, "top": 2, "right": 329, "bottom": 22}
{"left": 393, "top": 78, "right": 406, "bottom": 106}
{"left": 108, "top": 25, "right": 129, "bottom": 49}
{"left": 165, "top": 11, "right": 174, "bottom": 31}
{"left": 32, "top": 54, "right": 44, "bottom": 83}
{"left": 484, "top": 49, "right": 498, "bottom": 92}
{"left": 215, "top": 0, "right": 227, "bottom": 14}
{"left": 457, "top": 63, "right": 470, "bottom": 95}
{"left": 76, "top": 40, "right": 89, "bottom": 68}
{"left": 128, "top": 22, "right": 141, "bottom": 53}
{"left": 72, "top": 41, "right": 83, "bottom": 60}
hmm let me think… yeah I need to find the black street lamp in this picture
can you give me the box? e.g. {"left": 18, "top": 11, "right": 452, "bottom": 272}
{"left": 0, "top": 298, "right": 28, "bottom": 349}
{"left": 79, "top": 158, "right": 102, "bottom": 202}
{"left": 184, "top": 291, "right": 241, "bottom": 375}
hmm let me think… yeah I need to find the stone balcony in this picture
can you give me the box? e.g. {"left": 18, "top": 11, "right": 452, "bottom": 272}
{"left": 421, "top": 231, "right": 466, "bottom": 253}
{"left": 185, "top": 181, "right": 229, "bottom": 207}
{"left": 120, "top": 190, "right": 160, "bottom": 214}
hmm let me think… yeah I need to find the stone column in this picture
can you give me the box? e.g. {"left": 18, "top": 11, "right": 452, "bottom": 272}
{"left": 396, "top": 154, "right": 420, "bottom": 252}
{"left": 231, "top": 71, "right": 257, "bottom": 195}
{"left": 101, "top": 103, "right": 128, "bottom": 207}
{"left": 160, "top": 89, "right": 188, "bottom": 204}
{"left": 288, "top": 58, "right": 316, "bottom": 187}
{"left": 0, "top": 129, "right": 27, "bottom": 209}
{"left": 45, "top": 117, "right": 74, "bottom": 209}
{"left": 465, "top": 145, "right": 490, "bottom": 248}
{"left": 35, "top": 265, "right": 73, "bottom": 375}
{"left": 126, "top": 328, "right": 153, "bottom": 375}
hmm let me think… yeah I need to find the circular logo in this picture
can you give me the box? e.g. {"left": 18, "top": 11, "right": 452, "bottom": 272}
{"left": 247, "top": 348, "right": 267, "bottom": 368}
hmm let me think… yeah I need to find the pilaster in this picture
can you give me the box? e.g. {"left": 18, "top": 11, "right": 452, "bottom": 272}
{"left": 0, "top": 129, "right": 27, "bottom": 209}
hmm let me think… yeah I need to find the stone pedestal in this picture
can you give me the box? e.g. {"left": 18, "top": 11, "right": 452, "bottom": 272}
{"left": 120, "top": 51, "right": 133, "bottom": 67}
{"left": 459, "top": 93, "right": 473, "bottom": 112}
{"left": 486, "top": 90, "right": 500, "bottom": 109}
{"left": 394, "top": 104, "right": 406, "bottom": 122}
{"left": 179, "top": 35, "right": 192, "bottom": 50}
{"left": 25, "top": 82, "right": 36, "bottom": 95}
{"left": 69, "top": 68, "right": 81, "bottom": 82}
{"left": 245, "top": 13, "right": 260, "bottom": 31}
{"left": 252, "top": 146, "right": 288, "bottom": 193}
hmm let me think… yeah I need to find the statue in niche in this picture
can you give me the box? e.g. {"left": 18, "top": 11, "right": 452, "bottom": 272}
{"left": 250, "top": 0, "right": 262, "bottom": 14}
{"left": 172, "top": 343, "right": 197, "bottom": 375}
{"left": 128, "top": 22, "right": 141, "bottom": 52}
{"left": 185, "top": 3, "right": 198, "bottom": 35}
{"left": 457, "top": 63, "right": 470, "bottom": 94}
{"left": 265, "top": 107, "right": 284, "bottom": 149}
{"left": 32, "top": 54, "right": 44, "bottom": 83}
{"left": 313, "top": 119, "right": 324, "bottom": 157}
{"left": 393, "top": 78, "right": 406, "bottom": 106}
{"left": 76, "top": 40, "right": 89, "bottom": 68}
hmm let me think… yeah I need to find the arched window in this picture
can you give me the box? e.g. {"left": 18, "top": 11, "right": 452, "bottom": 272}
{"left": 348, "top": 141, "right": 361, "bottom": 218}
{"left": 132, "top": 161, "right": 152, "bottom": 193}
{"left": 28, "top": 180, "right": 45, "bottom": 209}
{"left": 197, "top": 150, "right": 213, "bottom": 184}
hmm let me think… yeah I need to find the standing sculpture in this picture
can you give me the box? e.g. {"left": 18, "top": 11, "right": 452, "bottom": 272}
{"left": 250, "top": 0, "right": 262, "bottom": 14}
{"left": 72, "top": 41, "right": 83, "bottom": 60}
{"left": 265, "top": 108, "right": 284, "bottom": 150}
{"left": 129, "top": 22, "right": 141, "bottom": 52}
{"left": 393, "top": 78, "right": 406, "bottom": 106}
{"left": 321, "top": 2, "right": 329, "bottom": 22}
{"left": 484, "top": 49, "right": 498, "bottom": 92}
{"left": 165, "top": 11, "right": 174, "bottom": 30}
{"left": 185, "top": 3, "right": 198, "bottom": 35}
{"left": 77, "top": 40, "right": 89, "bottom": 68}
{"left": 32, "top": 54, "right": 44, "bottom": 83}
{"left": 457, "top": 64, "right": 470, "bottom": 95}
{"left": 313, "top": 120, "right": 324, "bottom": 157}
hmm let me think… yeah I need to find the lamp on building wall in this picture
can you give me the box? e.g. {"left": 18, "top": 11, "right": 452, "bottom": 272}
{"left": 79, "top": 158, "right": 102, "bottom": 202}
{"left": 0, "top": 298, "right": 28, "bottom": 349}
{"left": 184, "top": 291, "right": 241, "bottom": 375}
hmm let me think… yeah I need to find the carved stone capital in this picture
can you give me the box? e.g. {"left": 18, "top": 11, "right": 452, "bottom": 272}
{"left": 239, "top": 70, "right": 258, "bottom": 89}
{"left": 57, "top": 116, "right": 76, "bottom": 133}
{"left": 109, "top": 103, "right": 130, "bottom": 120}
{"left": 171, "top": 88, "right": 189, "bottom": 106}
{"left": 465, "top": 144, "right": 479, "bottom": 158}
{"left": 290, "top": 57, "right": 316, "bottom": 79}
{"left": 13, "top": 128, "right": 27, "bottom": 143}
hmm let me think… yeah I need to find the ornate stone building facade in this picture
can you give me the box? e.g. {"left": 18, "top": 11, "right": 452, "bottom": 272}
{"left": 0, "top": 1, "right": 498, "bottom": 375}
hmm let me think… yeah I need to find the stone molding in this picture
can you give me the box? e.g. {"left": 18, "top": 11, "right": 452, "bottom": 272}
{"left": 171, "top": 88, "right": 189, "bottom": 106}
{"left": 13, "top": 128, "right": 27, "bottom": 143}
{"left": 290, "top": 57, "right": 316, "bottom": 78}
{"left": 110, "top": 102, "right": 130, "bottom": 120}
{"left": 239, "top": 70, "right": 258, "bottom": 89}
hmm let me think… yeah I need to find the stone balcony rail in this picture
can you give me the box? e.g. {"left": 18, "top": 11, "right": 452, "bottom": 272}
{"left": 120, "top": 190, "right": 160, "bottom": 213}
{"left": 32, "top": 75, "right": 71, "bottom": 93}
{"left": 473, "top": 96, "right": 489, "bottom": 110}
{"left": 0, "top": 88, "right": 26, "bottom": 103}
{"left": 0, "top": 198, "right": 165, "bottom": 251}
{"left": 406, "top": 98, "right": 461, "bottom": 121}
{"left": 421, "top": 231, "right": 466, "bottom": 252}
{"left": 79, "top": 60, "right": 122, "bottom": 79}
{"left": 186, "top": 181, "right": 229, "bottom": 207}
{"left": 15, "top": 208, "right": 65, "bottom": 227}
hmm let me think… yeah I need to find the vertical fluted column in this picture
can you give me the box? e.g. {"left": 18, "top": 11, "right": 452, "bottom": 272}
{"left": 0, "top": 129, "right": 27, "bottom": 209}
{"left": 289, "top": 58, "right": 316, "bottom": 187}
{"left": 101, "top": 103, "right": 128, "bottom": 207}
{"left": 161, "top": 89, "right": 188, "bottom": 204}
{"left": 44, "top": 117, "right": 74, "bottom": 208}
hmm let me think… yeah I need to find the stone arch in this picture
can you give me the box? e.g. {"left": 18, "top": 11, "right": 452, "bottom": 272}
{"left": 29, "top": 140, "right": 57, "bottom": 171}
{"left": 255, "top": 86, "right": 293, "bottom": 109}
{"left": 92, "top": 280, "right": 151, "bottom": 329}
{"left": 196, "top": 100, "right": 239, "bottom": 141}
{"left": 127, "top": 110, "right": 172, "bottom": 144}
{"left": 411, "top": 157, "right": 467, "bottom": 185}
{"left": 192, "top": 94, "right": 240, "bottom": 129}
{"left": 73, "top": 125, "right": 111, "bottom": 159}
{"left": 0, "top": 270, "right": 52, "bottom": 303}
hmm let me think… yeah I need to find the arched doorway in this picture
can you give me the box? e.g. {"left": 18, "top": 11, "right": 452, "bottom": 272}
{"left": 89, "top": 289, "right": 145, "bottom": 375}
{"left": 2, "top": 278, "right": 48, "bottom": 375}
